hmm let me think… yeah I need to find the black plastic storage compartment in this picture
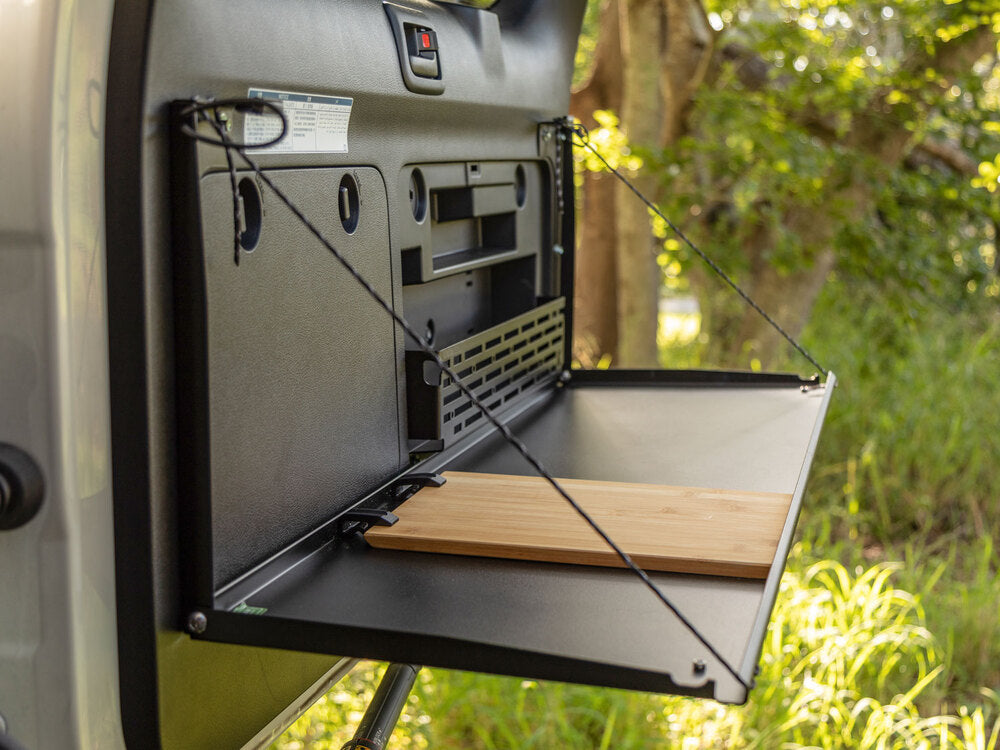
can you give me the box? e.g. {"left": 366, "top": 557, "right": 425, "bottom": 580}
{"left": 397, "top": 161, "right": 547, "bottom": 284}
{"left": 166, "top": 104, "right": 834, "bottom": 706}
{"left": 203, "top": 363, "right": 833, "bottom": 705}
{"left": 405, "top": 298, "right": 565, "bottom": 445}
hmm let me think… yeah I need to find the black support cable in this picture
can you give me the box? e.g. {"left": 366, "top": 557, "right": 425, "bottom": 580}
{"left": 562, "top": 118, "right": 828, "bottom": 378}
{"left": 179, "top": 99, "right": 752, "bottom": 691}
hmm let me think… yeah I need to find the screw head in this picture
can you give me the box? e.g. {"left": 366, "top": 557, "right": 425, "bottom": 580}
{"left": 559, "top": 370, "right": 571, "bottom": 384}
{"left": 186, "top": 611, "right": 208, "bottom": 635}
{"left": 693, "top": 659, "right": 706, "bottom": 674}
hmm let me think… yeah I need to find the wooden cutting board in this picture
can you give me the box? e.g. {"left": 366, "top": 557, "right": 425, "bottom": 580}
{"left": 365, "top": 471, "right": 792, "bottom": 579}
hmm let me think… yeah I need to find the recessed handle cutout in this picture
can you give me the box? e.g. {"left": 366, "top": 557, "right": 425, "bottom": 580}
{"left": 339, "top": 173, "right": 360, "bottom": 234}
{"left": 237, "top": 177, "right": 262, "bottom": 251}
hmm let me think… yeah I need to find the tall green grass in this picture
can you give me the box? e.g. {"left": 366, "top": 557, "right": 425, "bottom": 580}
{"left": 274, "top": 549, "right": 999, "bottom": 749}
{"left": 800, "top": 284, "right": 1000, "bottom": 544}
{"left": 794, "top": 281, "right": 1000, "bottom": 704}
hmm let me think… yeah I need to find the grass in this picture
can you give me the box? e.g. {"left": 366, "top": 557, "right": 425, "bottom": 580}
{"left": 801, "top": 287, "right": 1000, "bottom": 545}
{"left": 796, "top": 282, "right": 1000, "bottom": 708}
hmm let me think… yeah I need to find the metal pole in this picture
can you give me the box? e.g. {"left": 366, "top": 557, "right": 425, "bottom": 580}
{"left": 340, "top": 664, "right": 420, "bottom": 750}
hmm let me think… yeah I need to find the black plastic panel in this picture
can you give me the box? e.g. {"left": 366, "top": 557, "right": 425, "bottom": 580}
{"left": 406, "top": 298, "right": 565, "bottom": 443}
{"left": 396, "top": 161, "right": 547, "bottom": 283}
{"left": 182, "top": 166, "right": 405, "bottom": 589}
{"left": 401, "top": 254, "right": 540, "bottom": 352}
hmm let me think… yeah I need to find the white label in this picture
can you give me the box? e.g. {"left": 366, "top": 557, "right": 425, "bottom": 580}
{"left": 244, "top": 88, "right": 352, "bottom": 154}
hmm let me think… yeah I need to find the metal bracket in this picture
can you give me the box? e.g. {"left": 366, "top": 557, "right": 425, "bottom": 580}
{"left": 391, "top": 473, "right": 446, "bottom": 491}
{"left": 336, "top": 508, "right": 399, "bottom": 539}
{"left": 537, "top": 122, "right": 561, "bottom": 162}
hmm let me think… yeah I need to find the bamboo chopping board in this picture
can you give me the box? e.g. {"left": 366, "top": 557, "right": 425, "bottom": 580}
{"left": 365, "top": 472, "right": 792, "bottom": 579}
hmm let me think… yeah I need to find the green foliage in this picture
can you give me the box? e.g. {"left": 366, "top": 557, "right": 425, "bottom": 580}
{"left": 652, "top": 0, "right": 1000, "bottom": 331}
{"left": 973, "top": 153, "right": 1000, "bottom": 192}
{"left": 573, "top": 110, "right": 645, "bottom": 174}
{"left": 789, "top": 283, "right": 1000, "bottom": 705}
{"left": 800, "top": 282, "right": 1000, "bottom": 542}
{"left": 274, "top": 551, "right": 999, "bottom": 749}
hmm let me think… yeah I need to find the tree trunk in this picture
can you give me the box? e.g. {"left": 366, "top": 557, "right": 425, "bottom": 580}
{"left": 614, "top": 0, "right": 665, "bottom": 367}
{"left": 571, "top": 0, "right": 715, "bottom": 368}
{"left": 570, "top": 0, "right": 622, "bottom": 366}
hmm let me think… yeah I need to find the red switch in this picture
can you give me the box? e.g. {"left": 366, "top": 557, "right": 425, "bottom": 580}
{"left": 409, "top": 27, "right": 437, "bottom": 54}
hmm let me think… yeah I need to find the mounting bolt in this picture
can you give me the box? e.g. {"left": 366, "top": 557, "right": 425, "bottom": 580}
{"left": 542, "top": 128, "right": 552, "bottom": 142}
{"left": 559, "top": 370, "right": 571, "bottom": 384}
{"left": 186, "top": 611, "right": 208, "bottom": 635}
{"left": 692, "top": 659, "right": 706, "bottom": 674}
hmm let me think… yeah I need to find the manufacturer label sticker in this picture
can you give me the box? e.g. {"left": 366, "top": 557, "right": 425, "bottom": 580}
{"left": 245, "top": 88, "right": 352, "bottom": 154}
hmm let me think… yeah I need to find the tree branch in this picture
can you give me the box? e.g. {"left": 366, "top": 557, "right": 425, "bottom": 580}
{"left": 907, "top": 137, "right": 980, "bottom": 176}
{"left": 912, "top": 24, "right": 998, "bottom": 83}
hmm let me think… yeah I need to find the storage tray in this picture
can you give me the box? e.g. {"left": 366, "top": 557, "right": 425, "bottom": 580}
{"left": 195, "top": 371, "right": 834, "bottom": 704}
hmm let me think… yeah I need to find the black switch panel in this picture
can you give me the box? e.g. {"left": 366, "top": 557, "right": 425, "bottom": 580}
{"left": 384, "top": 2, "right": 445, "bottom": 95}
{"left": 406, "top": 25, "right": 440, "bottom": 79}
{"left": 408, "top": 27, "right": 438, "bottom": 55}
